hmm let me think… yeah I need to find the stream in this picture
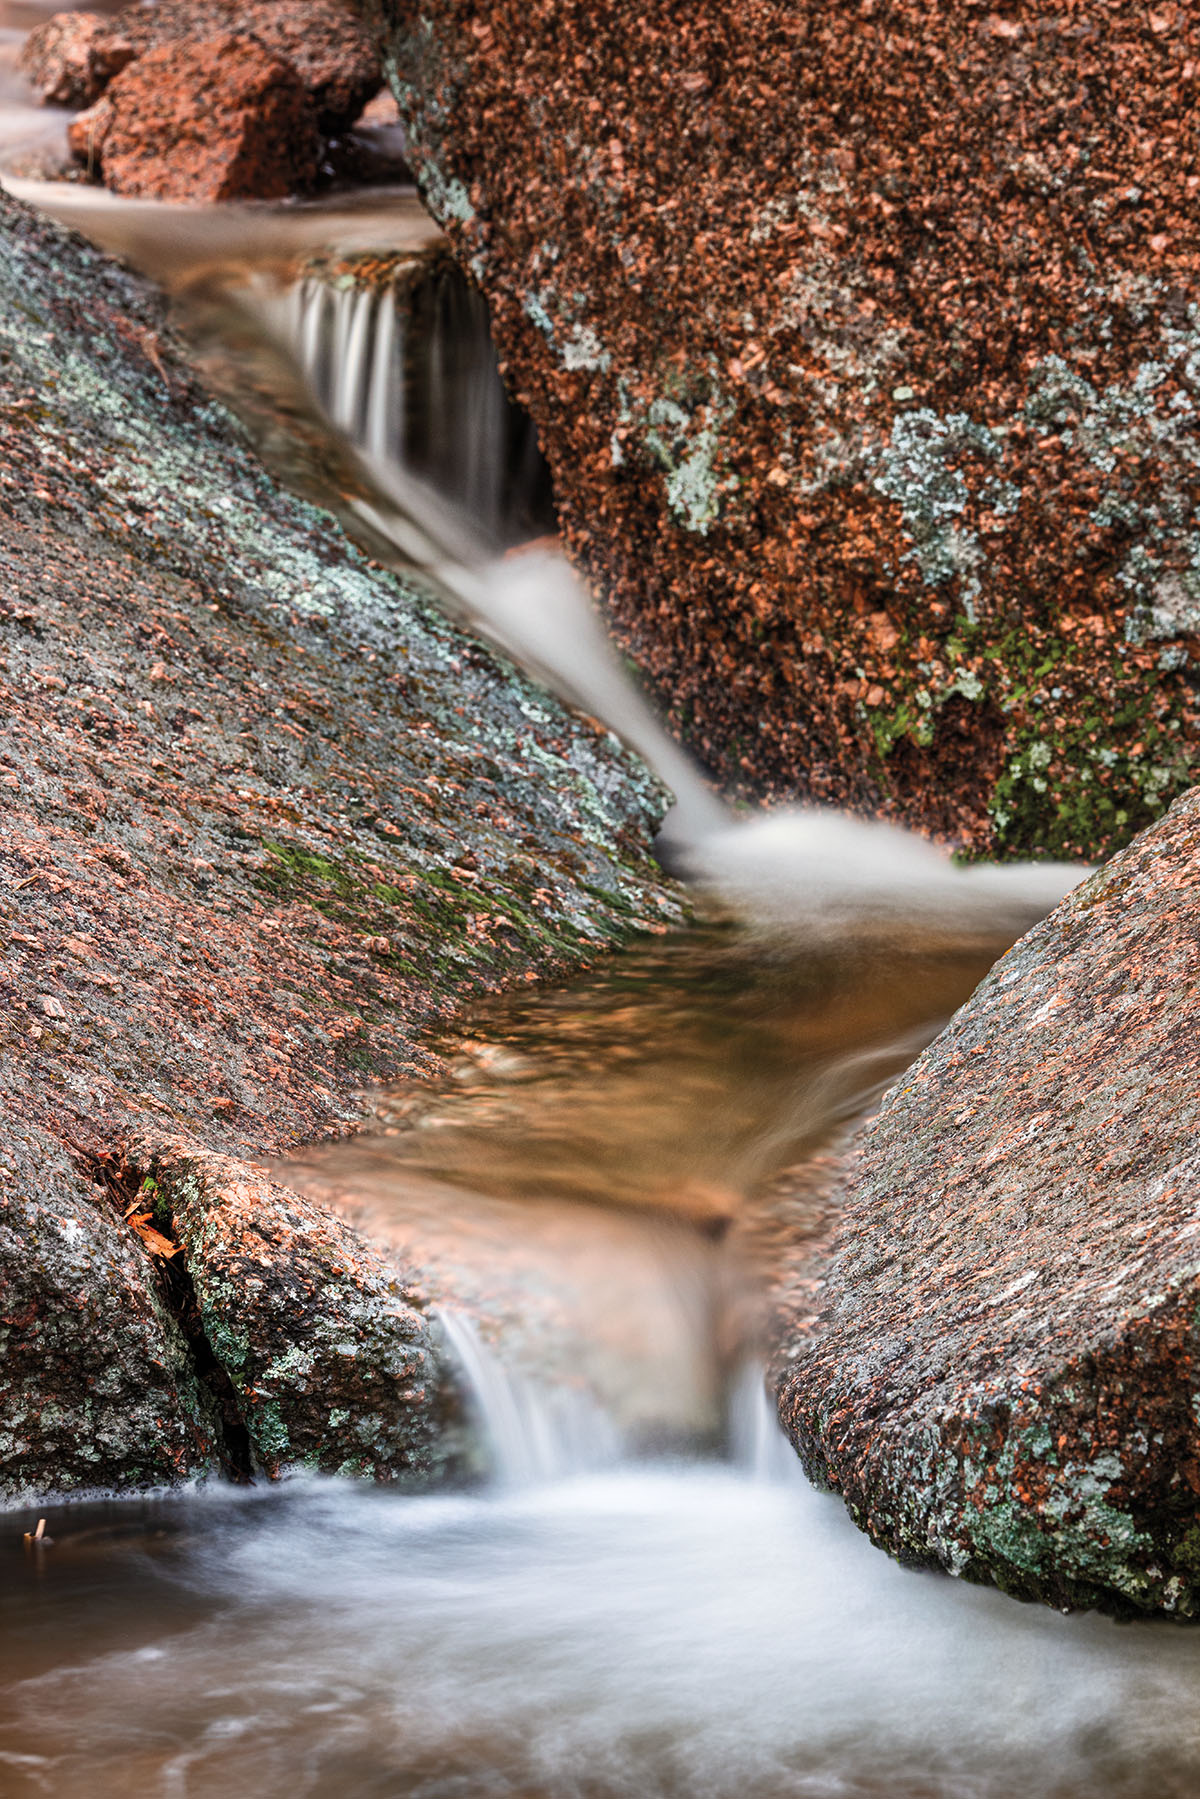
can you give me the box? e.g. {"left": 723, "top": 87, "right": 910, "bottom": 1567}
{"left": 5, "top": 16, "right": 1200, "bottom": 1797}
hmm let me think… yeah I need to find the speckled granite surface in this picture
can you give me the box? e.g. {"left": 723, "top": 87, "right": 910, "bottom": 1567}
{"left": 775, "top": 787, "right": 1200, "bottom": 1614}
{"left": 370, "top": 0, "right": 1200, "bottom": 859}
{"left": 0, "top": 187, "right": 682, "bottom": 1502}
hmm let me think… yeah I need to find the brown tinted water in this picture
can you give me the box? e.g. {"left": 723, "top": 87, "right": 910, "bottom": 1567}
{"left": 6, "top": 926, "right": 1200, "bottom": 1799}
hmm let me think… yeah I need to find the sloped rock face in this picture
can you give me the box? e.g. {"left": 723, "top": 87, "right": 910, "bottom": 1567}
{"left": 774, "top": 788, "right": 1200, "bottom": 1616}
{"left": 369, "top": 0, "right": 1200, "bottom": 860}
{"left": 0, "top": 188, "right": 682, "bottom": 1503}
{"left": 69, "top": 35, "right": 321, "bottom": 202}
{"left": 23, "top": 0, "right": 382, "bottom": 132}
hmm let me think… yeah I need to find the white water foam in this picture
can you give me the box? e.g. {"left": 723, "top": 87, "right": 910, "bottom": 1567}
{"left": 7, "top": 1461, "right": 1200, "bottom": 1799}
{"left": 12, "top": 1327, "right": 1197, "bottom": 1796}
{"left": 679, "top": 805, "right": 1089, "bottom": 944}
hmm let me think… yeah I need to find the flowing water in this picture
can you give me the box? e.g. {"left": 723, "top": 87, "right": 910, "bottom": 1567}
{"left": 5, "top": 31, "right": 1200, "bottom": 1798}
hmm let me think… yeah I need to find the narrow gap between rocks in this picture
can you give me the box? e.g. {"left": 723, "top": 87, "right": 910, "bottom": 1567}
{"left": 91, "top": 1150, "right": 255, "bottom": 1485}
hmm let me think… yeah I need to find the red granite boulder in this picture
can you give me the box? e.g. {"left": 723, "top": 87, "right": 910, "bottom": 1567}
{"left": 373, "top": 0, "right": 1200, "bottom": 863}
{"left": 774, "top": 787, "right": 1200, "bottom": 1616}
{"left": 69, "top": 34, "right": 322, "bottom": 202}
{"left": 24, "top": 1, "right": 381, "bottom": 132}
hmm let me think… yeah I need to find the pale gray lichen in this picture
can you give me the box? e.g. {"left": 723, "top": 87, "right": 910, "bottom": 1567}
{"left": 522, "top": 289, "right": 611, "bottom": 373}
{"left": 1025, "top": 306, "right": 1200, "bottom": 642}
{"left": 643, "top": 388, "right": 735, "bottom": 534}
{"left": 872, "top": 410, "right": 1003, "bottom": 616}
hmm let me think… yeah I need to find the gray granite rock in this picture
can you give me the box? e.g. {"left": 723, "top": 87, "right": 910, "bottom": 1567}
{"left": 776, "top": 789, "right": 1200, "bottom": 1615}
{"left": 0, "top": 186, "right": 682, "bottom": 1504}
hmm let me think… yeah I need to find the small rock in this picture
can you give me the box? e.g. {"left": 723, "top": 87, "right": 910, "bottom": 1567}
{"left": 71, "top": 34, "right": 321, "bottom": 203}
{"left": 18, "top": 12, "right": 135, "bottom": 109}
{"left": 23, "top": 1, "right": 382, "bottom": 132}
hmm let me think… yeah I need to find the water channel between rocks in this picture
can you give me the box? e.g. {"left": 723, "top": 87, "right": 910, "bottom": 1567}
{"left": 6, "top": 924, "right": 1200, "bottom": 1799}
{"left": 5, "top": 52, "right": 1200, "bottom": 1798}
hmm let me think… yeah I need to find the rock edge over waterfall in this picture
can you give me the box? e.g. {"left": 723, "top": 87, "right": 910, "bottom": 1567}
{"left": 775, "top": 788, "right": 1200, "bottom": 1616}
{"left": 0, "top": 188, "right": 683, "bottom": 1506}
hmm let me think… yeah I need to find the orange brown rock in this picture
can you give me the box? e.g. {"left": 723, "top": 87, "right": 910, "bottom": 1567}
{"left": 372, "top": 0, "right": 1200, "bottom": 861}
{"left": 775, "top": 787, "right": 1200, "bottom": 1614}
{"left": 24, "top": 0, "right": 382, "bottom": 131}
{"left": 69, "top": 34, "right": 321, "bottom": 203}
{"left": 17, "top": 11, "right": 134, "bottom": 109}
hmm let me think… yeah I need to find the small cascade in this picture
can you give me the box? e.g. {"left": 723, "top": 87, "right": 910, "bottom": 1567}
{"left": 440, "top": 1307, "right": 806, "bottom": 1492}
{"left": 271, "top": 260, "right": 554, "bottom": 547}
{"left": 728, "top": 1360, "right": 805, "bottom": 1486}
{"left": 282, "top": 277, "right": 403, "bottom": 462}
{"left": 438, "top": 1308, "right": 625, "bottom": 1487}
{"left": 234, "top": 233, "right": 1095, "bottom": 913}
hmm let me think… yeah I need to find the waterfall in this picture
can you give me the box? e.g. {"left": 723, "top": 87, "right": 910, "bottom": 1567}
{"left": 281, "top": 277, "right": 404, "bottom": 463}
{"left": 439, "top": 1309, "right": 805, "bottom": 1491}
{"left": 250, "top": 258, "right": 1091, "bottom": 928}
{"left": 728, "top": 1360, "right": 805, "bottom": 1486}
{"left": 3, "top": 171, "right": 1092, "bottom": 926}
{"left": 264, "top": 260, "right": 552, "bottom": 547}
{"left": 437, "top": 1309, "right": 624, "bottom": 1487}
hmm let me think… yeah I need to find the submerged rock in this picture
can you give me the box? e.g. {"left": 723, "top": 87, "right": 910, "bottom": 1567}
{"left": 774, "top": 789, "right": 1200, "bottom": 1616}
{"left": 0, "top": 187, "right": 682, "bottom": 1503}
{"left": 370, "top": 0, "right": 1200, "bottom": 860}
{"left": 68, "top": 34, "right": 322, "bottom": 203}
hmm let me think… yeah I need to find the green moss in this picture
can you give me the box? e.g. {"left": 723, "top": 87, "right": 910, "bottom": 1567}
{"left": 1171, "top": 1523, "right": 1200, "bottom": 1580}
{"left": 989, "top": 704, "right": 1194, "bottom": 859}
{"left": 258, "top": 838, "right": 362, "bottom": 900}
{"left": 864, "top": 616, "right": 1195, "bottom": 860}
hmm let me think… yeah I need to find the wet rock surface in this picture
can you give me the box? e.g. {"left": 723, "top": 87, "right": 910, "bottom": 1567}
{"left": 0, "top": 187, "right": 682, "bottom": 1503}
{"left": 68, "top": 34, "right": 322, "bottom": 202}
{"left": 371, "top": 0, "right": 1200, "bottom": 860}
{"left": 774, "top": 788, "right": 1200, "bottom": 1615}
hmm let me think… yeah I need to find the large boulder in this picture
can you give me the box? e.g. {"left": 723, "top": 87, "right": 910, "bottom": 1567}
{"left": 68, "top": 35, "right": 322, "bottom": 202}
{"left": 367, "top": 0, "right": 1200, "bottom": 861}
{"left": 0, "top": 186, "right": 681, "bottom": 1504}
{"left": 23, "top": 0, "right": 382, "bottom": 132}
{"left": 774, "top": 787, "right": 1200, "bottom": 1616}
